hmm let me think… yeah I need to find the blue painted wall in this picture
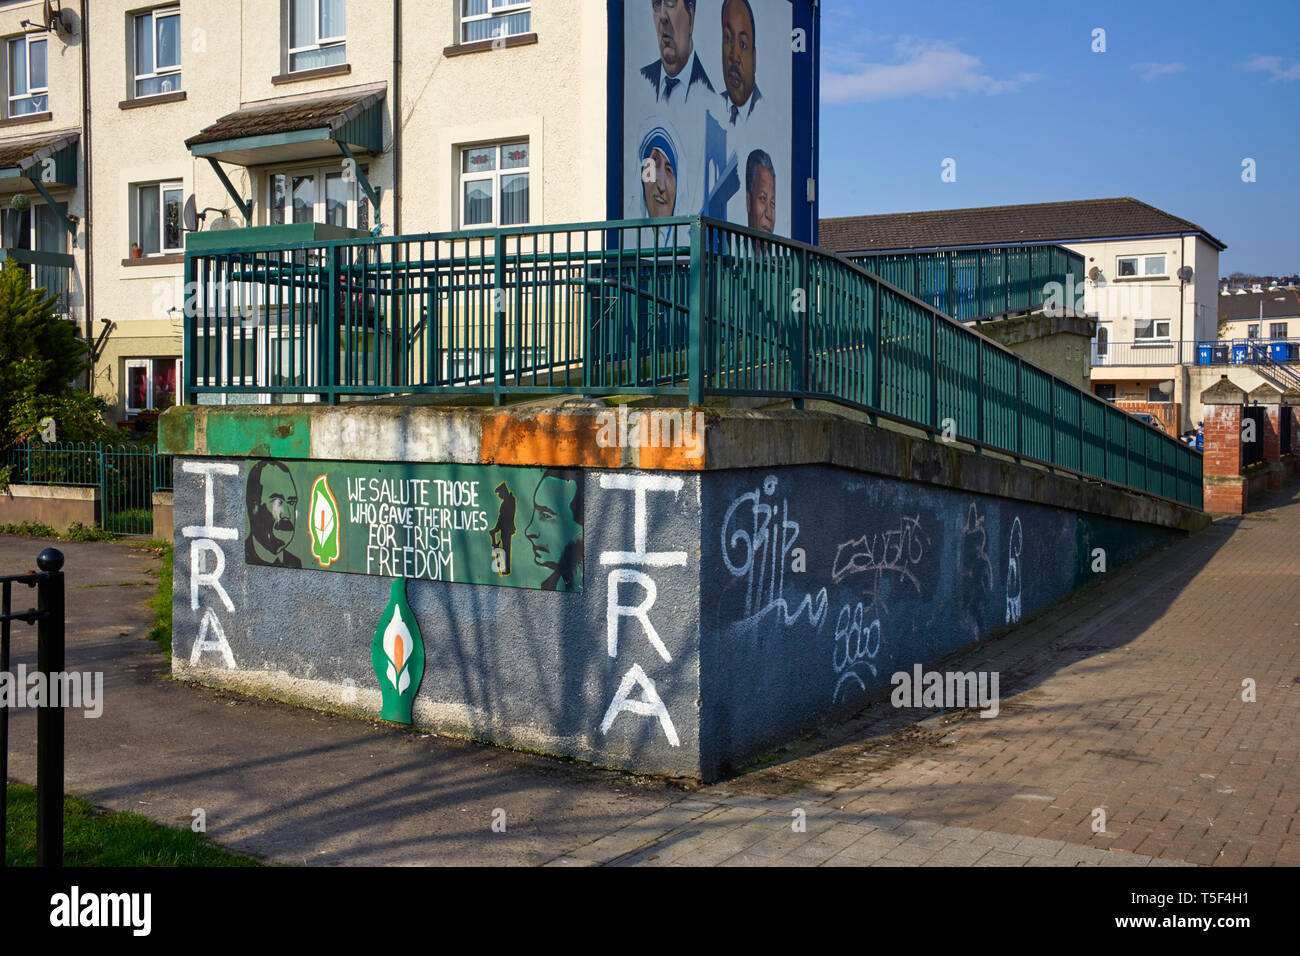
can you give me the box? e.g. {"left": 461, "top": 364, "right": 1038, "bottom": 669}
{"left": 698, "top": 466, "right": 1177, "bottom": 777}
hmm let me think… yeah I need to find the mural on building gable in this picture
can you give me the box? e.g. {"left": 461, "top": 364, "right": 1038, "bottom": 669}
{"left": 622, "top": 0, "right": 805, "bottom": 240}
{"left": 240, "top": 460, "right": 584, "bottom": 591}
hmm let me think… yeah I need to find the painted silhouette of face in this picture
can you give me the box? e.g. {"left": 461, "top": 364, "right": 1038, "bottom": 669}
{"left": 252, "top": 465, "right": 297, "bottom": 555}
{"left": 653, "top": 0, "right": 695, "bottom": 78}
{"left": 722, "top": 0, "right": 756, "bottom": 107}
{"left": 524, "top": 475, "right": 581, "bottom": 572}
{"left": 747, "top": 163, "right": 775, "bottom": 233}
{"left": 643, "top": 147, "right": 677, "bottom": 218}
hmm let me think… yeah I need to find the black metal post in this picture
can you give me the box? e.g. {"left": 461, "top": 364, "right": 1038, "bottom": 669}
{"left": 1, "top": 579, "right": 9, "bottom": 866}
{"left": 35, "top": 548, "right": 64, "bottom": 868}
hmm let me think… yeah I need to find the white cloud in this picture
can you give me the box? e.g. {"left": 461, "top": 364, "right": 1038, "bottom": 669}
{"left": 1244, "top": 54, "right": 1300, "bottom": 82}
{"left": 1132, "top": 62, "right": 1186, "bottom": 82}
{"left": 822, "top": 36, "right": 1041, "bottom": 103}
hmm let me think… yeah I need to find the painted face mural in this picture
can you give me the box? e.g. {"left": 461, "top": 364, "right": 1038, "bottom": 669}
{"left": 653, "top": 0, "right": 695, "bottom": 78}
{"left": 246, "top": 461, "right": 302, "bottom": 568}
{"left": 722, "top": 0, "right": 757, "bottom": 108}
{"left": 643, "top": 146, "right": 678, "bottom": 218}
{"left": 524, "top": 471, "right": 584, "bottom": 592}
{"left": 746, "top": 151, "right": 776, "bottom": 232}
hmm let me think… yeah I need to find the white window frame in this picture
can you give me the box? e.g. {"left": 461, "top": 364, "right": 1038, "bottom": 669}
{"left": 460, "top": 0, "right": 531, "bottom": 44}
{"left": 266, "top": 162, "right": 370, "bottom": 229}
{"left": 458, "top": 141, "right": 531, "bottom": 228}
{"left": 1116, "top": 254, "right": 1168, "bottom": 279}
{"left": 133, "top": 181, "right": 185, "bottom": 256}
{"left": 133, "top": 7, "right": 182, "bottom": 98}
{"left": 1133, "top": 318, "right": 1172, "bottom": 342}
{"left": 287, "top": 0, "right": 346, "bottom": 72}
{"left": 124, "top": 357, "right": 183, "bottom": 416}
{"left": 7, "top": 32, "right": 47, "bottom": 117}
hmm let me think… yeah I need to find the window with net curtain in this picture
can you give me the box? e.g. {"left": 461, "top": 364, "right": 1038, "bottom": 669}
{"left": 134, "top": 8, "right": 181, "bottom": 97}
{"left": 290, "top": 0, "right": 345, "bottom": 71}
{"left": 461, "top": 0, "right": 531, "bottom": 43}
{"left": 8, "top": 34, "right": 47, "bottom": 115}
{"left": 461, "top": 142, "right": 530, "bottom": 227}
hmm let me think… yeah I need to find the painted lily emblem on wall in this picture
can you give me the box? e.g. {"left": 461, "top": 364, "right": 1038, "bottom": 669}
{"left": 371, "top": 578, "right": 425, "bottom": 724}
{"left": 309, "top": 475, "right": 341, "bottom": 567}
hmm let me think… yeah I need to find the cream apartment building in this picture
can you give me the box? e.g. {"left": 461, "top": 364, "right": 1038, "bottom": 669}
{"left": 820, "top": 198, "right": 1226, "bottom": 434}
{"left": 0, "top": 0, "right": 610, "bottom": 423}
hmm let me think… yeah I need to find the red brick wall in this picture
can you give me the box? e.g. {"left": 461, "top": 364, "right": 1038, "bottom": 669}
{"left": 1202, "top": 405, "right": 1242, "bottom": 478}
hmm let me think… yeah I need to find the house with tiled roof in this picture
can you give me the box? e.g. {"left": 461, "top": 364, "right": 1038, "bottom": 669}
{"left": 1218, "top": 288, "right": 1300, "bottom": 341}
{"left": 820, "top": 198, "right": 1228, "bottom": 434}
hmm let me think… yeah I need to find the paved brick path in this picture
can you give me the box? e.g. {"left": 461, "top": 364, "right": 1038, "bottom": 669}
{"left": 555, "top": 479, "right": 1300, "bottom": 866}
{"left": 4, "top": 477, "right": 1296, "bottom": 866}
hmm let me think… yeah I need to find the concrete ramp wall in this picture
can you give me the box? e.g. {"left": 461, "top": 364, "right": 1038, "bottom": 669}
{"left": 162, "top": 402, "right": 1204, "bottom": 780}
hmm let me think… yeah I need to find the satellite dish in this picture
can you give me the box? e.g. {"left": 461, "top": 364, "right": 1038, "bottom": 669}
{"left": 9, "top": 192, "right": 29, "bottom": 211}
{"left": 1177, "top": 266, "right": 1194, "bottom": 282}
{"left": 42, "top": 0, "right": 73, "bottom": 38}
{"left": 183, "top": 195, "right": 199, "bottom": 232}
{"left": 1087, "top": 265, "right": 1102, "bottom": 282}
{"left": 208, "top": 216, "right": 239, "bottom": 231}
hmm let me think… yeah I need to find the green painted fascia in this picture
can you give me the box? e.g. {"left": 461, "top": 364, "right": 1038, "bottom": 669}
{"left": 205, "top": 410, "right": 311, "bottom": 459}
{"left": 190, "top": 128, "right": 330, "bottom": 157}
{"left": 185, "top": 222, "right": 367, "bottom": 252}
{"left": 158, "top": 406, "right": 197, "bottom": 455}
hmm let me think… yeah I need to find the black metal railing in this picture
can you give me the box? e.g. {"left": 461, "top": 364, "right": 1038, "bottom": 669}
{"left": 1, "top": 548, "right": 65, "bottom": 868}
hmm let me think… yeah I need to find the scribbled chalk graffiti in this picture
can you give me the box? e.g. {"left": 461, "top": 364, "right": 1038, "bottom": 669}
{"left": 183, "top": 461, "right": 240, "bottom": 669}
{"left": 832, "top": 513, "right": 928, "bottom": 612}
{"left": 721, "top": 475, "right": 829, "bottom": 631}
{"left": 1005, "top": 516, "right": 1023, "bottom": 624}
{"left": 832, "top": 601, "right": 882, "bottom": 702}
{"left": 960, "top": 503, "right": 994, "bottom": 591}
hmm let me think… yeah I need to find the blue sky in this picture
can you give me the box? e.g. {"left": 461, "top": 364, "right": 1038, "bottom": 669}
{"left": 816, "top": 0, "right": 1300, "bottom": 275}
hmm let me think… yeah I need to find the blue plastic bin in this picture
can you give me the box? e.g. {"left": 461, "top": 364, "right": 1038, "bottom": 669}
{"left": 1232, "top": 344, "right": 1248, "bottom": 364}
{"left": 1198, "top": 344, "right": 1212, "bottom": 365}
{"left": 1270, "top": 342, "right": 1290, "bottom": 362}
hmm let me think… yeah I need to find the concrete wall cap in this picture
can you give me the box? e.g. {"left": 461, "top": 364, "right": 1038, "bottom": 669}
{"left": 1246, "top": 382, "right": 1284, "bottom": 404}
{"left": 1281, "top": 387, "right": 1300, "bottom": 406}
{"left": 1200, "top": 377, "right": 1248, "bottom": 405}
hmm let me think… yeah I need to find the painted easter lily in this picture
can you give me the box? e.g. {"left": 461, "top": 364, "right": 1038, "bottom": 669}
{"left": 370, "top": 578, "right": 424, "bottom": 724}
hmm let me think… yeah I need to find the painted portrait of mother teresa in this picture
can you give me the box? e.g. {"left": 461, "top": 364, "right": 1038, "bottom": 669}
{"left": 637, "top": 121, "right": 693, "bottom": 248}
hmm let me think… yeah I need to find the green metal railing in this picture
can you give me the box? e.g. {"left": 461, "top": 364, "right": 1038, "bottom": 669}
{"left": 0, "top": 442, "right": 172, "bottom": 535}
{"left": 183, "top": 216, "right": 1202, "bottom": 509}
{"left": 844, "top": 244, "right": 1086, "bottom": 323}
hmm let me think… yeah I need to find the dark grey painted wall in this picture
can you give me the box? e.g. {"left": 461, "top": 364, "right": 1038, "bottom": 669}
{"left": 173, "top": 458, "right": 1178, "bottom": 780}
{"left": 698, "top": 465, "right": 1177, "bottom": 777}
{"left": 173, "top": 460, "right": 704, "bottom": 777}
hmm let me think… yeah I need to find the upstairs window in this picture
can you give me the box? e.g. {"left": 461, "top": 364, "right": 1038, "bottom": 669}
{"left": 460, "top": 142, "right": 530, "bottom": 227}
{"left": 1133, "top": 318, "right": 1171, "bottom": 341}
{"left": 1270, "top": 322, "right": 1289, "bottom": 338}
{"left": 289, "top": 0, "right": 345, "bottom": 71}
{"left": 133, "top": 182, "right": 184, "bottom": 256}
{"left": 461, "top": 0, "right": 531, "bottom": 44}
{"left": 7, "top": 33, "right": 47, "bottom": 116}
{"left": 134, "top": 7, "right": 182, "bottom": 97}
{"left": 1116, "top": 255, "right": 1167, "bottom": 278}
{"left": 1247, "top": 324, "right": 1260, "bottom": 338}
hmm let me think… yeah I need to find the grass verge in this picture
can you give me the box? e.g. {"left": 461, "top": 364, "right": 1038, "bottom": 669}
{"left": 4, "top": 782, "right": 261, "bottom": 866}
{"left": 145, "top": 541, "right": 174, "bottom": 655}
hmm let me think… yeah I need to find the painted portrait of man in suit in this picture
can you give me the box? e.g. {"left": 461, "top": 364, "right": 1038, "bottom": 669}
{"left": 641, "top": 0, "right": 714, "bottom": 105}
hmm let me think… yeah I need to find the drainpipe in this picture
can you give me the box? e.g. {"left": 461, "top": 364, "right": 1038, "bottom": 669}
{"left": 79, "top": 0, "right": 94, "bottom": 391}
{"left": 392, "top": 0, "right": 401, "bottom": 235}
